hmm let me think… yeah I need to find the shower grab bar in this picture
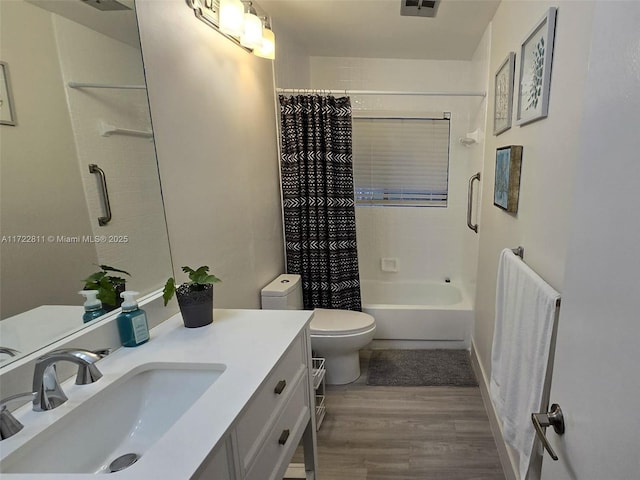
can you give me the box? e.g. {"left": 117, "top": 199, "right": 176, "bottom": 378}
{"left": 467, "top": 172, "right": 481, "bottom": 233}
{"left": 89, "top": 164, "right": 112, "bottom": 226}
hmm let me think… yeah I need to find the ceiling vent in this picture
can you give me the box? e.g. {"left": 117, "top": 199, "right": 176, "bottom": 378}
{"left": 400, "top": 0, "right": 440, "bottom": 18}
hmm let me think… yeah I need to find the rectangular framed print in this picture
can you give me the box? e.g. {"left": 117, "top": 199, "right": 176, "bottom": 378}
{"left": 516, "top": 7, "right": 557, "bottom": 126}
{"left": 494, "top": 145, "right": 523, "bottom": 213}
{"left": 494, "top": 52, "right": 516, "bottom": 135}
{"left": 0, "top": 61, "right": 17, "bottom": 126}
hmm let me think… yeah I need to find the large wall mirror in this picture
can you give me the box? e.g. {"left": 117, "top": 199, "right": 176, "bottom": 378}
{"left": 0, "top": 0, "right": 173, "bottom": 367}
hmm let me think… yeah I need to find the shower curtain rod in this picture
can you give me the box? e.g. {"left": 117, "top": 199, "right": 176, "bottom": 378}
{"left": 276, "top": 88, "right": 486, "bottom": 98}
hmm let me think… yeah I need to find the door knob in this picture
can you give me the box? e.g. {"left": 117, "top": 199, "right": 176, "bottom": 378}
{"left": 531, "top": 403, "right": 565, "bottom": 461}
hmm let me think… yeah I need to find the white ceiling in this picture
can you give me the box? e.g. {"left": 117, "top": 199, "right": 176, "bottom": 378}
{"left": 261, "top": 0, "right": 501, "bottom": 60}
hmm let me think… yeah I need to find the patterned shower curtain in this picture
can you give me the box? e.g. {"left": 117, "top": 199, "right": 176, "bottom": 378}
{"left": 278, "top": 95, "right": 362, "bottom": 311}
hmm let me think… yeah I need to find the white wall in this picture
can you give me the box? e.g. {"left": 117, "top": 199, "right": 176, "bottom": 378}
{"left": 473, "top": 0, "right": 595, "bottom": 381}
{"left": 309, "top": 57, "right": 482, "bottom": 293}
{"left": 0, "top": 0, "right": 98, "bottom": 318}
{"left": 471, "top": 2, "right": 596, "bottom": 478}
{"left": 136, "top": 0, "right": 284, "bottom": 308}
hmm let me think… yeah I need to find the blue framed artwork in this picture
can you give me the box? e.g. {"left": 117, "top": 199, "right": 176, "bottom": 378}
{"left": 494, "top": 145, "right": 523, "bottom": 213}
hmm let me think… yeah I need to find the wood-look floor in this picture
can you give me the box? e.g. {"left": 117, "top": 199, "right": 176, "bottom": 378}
{"left": 302, "top": 350, "right": 505, "bottom": 480}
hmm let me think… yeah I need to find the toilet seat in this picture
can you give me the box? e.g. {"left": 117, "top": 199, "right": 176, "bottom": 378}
{"left": 310, "top": 309, "right": 375, "bottom": 336}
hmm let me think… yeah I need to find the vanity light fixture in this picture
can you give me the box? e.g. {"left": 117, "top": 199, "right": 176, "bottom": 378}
{"left": 253, "top": 22, "right": 275, "bottom": 59}
{"left": 218, "top": 0, "right": 244, "bottom": 36}
{"left": 188, "top": 0, "right": 275, "bottom": 59}
{"left": 240, "top": 5, "right": 263, "bottom": 49}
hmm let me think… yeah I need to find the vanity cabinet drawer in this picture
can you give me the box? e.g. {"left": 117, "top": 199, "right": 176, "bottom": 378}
{"left": 235, "top": 334, "right": 307, "bottom": 470}
{"left": 244, "top": 374, "right": 310, "bottom": 480}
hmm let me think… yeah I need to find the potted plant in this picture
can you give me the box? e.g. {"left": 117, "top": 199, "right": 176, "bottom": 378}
{"left": 83, "top": 265, "right": 131, "bottom": 311}
{"left": 163, "top": 266, "right": 221, "bottom": 328}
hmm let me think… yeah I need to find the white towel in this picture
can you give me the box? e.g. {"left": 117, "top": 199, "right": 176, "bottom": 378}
{"left": 490, "top": 248, "right": 560, "bottom": 480}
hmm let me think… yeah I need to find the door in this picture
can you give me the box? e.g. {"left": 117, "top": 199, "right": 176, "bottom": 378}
{"left": 540, "top": 4, "right": 640, "bottom": 479}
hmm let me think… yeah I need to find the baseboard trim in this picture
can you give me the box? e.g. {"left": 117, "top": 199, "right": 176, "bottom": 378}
{"left": 470, "top": 341, "right": 518, "bottom": 480}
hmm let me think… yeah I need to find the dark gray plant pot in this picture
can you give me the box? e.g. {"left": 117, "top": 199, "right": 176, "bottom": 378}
{"left": 176, "top": 284, "right": 213, "bottom": 328}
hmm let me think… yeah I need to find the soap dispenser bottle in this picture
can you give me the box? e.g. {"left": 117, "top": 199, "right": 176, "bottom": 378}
{"left": 117, "top": 291, "right": 149, "bottom": 347}
{"left": 79, "top": 290, "right": 107, "bottom": 324}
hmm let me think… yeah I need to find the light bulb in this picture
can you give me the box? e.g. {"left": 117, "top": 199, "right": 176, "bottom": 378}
{"left": 218, "top": 0, "right": 244, "bottom": 36}
{"left": 254, "top": 27, "right": 275, "bottom": 59}
{"left": 240, "top": 12, "right": 263, "bottom": 49}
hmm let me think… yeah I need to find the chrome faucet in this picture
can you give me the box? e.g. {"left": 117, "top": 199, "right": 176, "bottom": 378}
{"left": 0, "top": 392, "right": 35, "bottom": 440}
{"left": 32, "top": 348, "right": 108, "bottom": 412}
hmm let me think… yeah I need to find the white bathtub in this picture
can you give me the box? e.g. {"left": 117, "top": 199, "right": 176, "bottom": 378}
{"left": 361, "top": 280, "right": 473, "bottom": 345}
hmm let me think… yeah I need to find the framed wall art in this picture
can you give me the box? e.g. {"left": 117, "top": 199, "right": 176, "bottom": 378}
{"left": 494, "top": 52, "right": 516, "bottom": 135}
{"left": 494, "top": 145, "right": 523, "bottom": 213}
{"left": 516, "top": 7, "right": 557, "bottom": 126}
{"left": 0, "top": 61, "right": 17, "bottom": 126}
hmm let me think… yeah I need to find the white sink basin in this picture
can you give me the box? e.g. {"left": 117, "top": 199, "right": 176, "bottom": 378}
{"left": 1, "top": 363, "right": 225, "bottom": 474}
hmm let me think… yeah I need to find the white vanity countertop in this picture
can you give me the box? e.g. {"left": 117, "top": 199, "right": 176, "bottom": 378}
{"left": 0, "top": 308, "right": 314, "bottom": 479}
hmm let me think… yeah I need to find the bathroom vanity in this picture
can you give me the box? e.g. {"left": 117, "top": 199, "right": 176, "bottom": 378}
{"left": 0, "top": 309, "right": 317, "bottom": 479}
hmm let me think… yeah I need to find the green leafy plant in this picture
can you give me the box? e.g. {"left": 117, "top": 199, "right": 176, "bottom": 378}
{"left": 83, "top": 265, "right": 131, "bottom": 307}
{"left": 163, "top": 266, "right": 222, "bottom": 306}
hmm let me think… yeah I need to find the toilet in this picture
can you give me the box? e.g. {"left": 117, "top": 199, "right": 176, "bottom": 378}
{"left": 261, "top": 274, "right": 376, "bottom": 385}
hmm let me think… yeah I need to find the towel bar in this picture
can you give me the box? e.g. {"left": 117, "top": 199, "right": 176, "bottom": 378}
{"left": 509, "top": 247, "right": 560, "bottom": 309}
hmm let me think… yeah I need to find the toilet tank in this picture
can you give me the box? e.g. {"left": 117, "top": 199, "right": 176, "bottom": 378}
{"left": 261, "top": 274, "right": 303, "bottom": 310}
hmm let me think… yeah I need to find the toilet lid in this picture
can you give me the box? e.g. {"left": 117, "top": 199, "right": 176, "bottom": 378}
{"left": 311, "top": 309, "right": 375, "bottom": 335}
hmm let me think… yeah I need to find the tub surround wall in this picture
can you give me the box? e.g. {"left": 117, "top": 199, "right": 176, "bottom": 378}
{"left": 53, "top": 14, "right": 171, "bottom": 297}
{"left": 309, "top": 57, "right": 483, "bottom": 294}
{"left": 462, "top": 25, "right": 491, "bottom": 299}
{"left": 136, "top": 0, "right": 284, "bottom": 308}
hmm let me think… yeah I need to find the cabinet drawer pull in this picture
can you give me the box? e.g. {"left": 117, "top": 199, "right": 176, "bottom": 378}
{"left": 274, "top": 380, "right": 287, "bottom": 395}
{"left": 278, "top": 429, "right": 290, "bottom": 446}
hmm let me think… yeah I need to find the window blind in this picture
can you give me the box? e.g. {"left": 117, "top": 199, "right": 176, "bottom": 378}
{"left": 352, "top": 117, "right": 450, "bottom": 206}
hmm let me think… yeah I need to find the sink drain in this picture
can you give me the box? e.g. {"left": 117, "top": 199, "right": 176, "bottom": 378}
{"left": 108, "top": 453, "right": 140, "bottom": 473}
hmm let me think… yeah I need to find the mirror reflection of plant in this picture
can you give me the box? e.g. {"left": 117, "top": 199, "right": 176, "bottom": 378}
{"left": 163, "top": 266, "right": 221, "bottom": 306}
{"left": 83, "top": 265, "right": 131, "bottom": 307}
